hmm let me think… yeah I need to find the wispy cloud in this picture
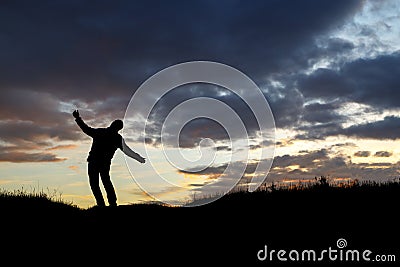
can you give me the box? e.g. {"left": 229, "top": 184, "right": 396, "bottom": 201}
{"left": 67, "top": 165, "right": 80, "bottom": 173}
{"left": 46, "top": 144, "right": 77, "bottom": 151}
{"left": 354, "top": 151, "right": 371, "bottom": 157}
{"left": 374, "top": 151, "right": 393, "bottom": 157}
{"left": 0, "top": 151, "right": 66, "bottom": 163}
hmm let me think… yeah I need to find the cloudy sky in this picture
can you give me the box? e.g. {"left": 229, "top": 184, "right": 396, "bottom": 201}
{"left": 1, "top": 0, "right": 400, "bottom": 208}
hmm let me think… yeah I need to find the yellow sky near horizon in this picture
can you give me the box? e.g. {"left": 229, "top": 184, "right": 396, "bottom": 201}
{"left": 1, "top": 130, "right": 399, "bottom": 209}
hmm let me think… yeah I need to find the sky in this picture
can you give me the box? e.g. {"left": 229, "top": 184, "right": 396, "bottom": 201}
{"left": 1, "top": 0, "right": 400, "bottom": 208}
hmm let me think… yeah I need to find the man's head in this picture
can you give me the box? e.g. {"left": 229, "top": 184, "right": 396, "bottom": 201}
{"left": 109, "top": 119, "right": 123, "bottom": 132}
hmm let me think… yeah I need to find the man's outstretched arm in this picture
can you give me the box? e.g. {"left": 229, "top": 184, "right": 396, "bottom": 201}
{"left": 122, "top": 139, "right": 146, "bottom": 163}
{"left": 72, "top": 110, "right": 96, "bottom": 137}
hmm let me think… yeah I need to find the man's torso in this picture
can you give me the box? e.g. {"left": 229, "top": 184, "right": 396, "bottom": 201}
{"left": 87, "top": 128, "right": 122, "bottom": 163}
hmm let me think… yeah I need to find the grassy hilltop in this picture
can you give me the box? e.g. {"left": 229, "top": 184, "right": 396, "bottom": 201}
{"left": 2, "top": 180, "right": 399, "bottom": 265}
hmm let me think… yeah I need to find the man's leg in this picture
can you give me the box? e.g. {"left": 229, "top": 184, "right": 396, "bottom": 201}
{"left": 88, "top": 162, "right": 106, "bottom": 207}
{"left": 99, "top": 163, "right": 117, "bottom": 206}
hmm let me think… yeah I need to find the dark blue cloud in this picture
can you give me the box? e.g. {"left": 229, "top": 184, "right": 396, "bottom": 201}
{"left": 0, "top": 0, "right": 366, "bottom": 156}
{"left": 354, "top": 151, "right": 371, "bottom": 157}
{"left": 342, "top": 116, "right": 400, "bottom": 140}
{"left": 298, "top": 52, "right": 400, "bottom": 109}
{"left": 297, "top": 115, "right": 400, "bottom": 140}
{"left": 0, "top": 0, "right": 362, "bottom": 101}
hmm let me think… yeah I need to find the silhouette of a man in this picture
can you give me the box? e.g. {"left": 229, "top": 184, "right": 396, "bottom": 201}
{"left": 73, "top": 110, "right": 145, "bottom": 207}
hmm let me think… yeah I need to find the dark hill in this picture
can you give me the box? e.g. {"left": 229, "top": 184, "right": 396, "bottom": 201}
{"left": 2, "top": 181, "right": 399, "bottom": 266}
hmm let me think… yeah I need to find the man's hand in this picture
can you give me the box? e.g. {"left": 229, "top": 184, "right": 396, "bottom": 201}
{"left": 72, "top": 110, "right": 80, "bottom": 119}
{"left": 138, "top": 156, "right": 146, "bottom": 164}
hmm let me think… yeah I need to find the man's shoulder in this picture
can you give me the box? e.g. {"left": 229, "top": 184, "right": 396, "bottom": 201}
{"left": 90, "top": 127, "right": 108, "bottom": 137}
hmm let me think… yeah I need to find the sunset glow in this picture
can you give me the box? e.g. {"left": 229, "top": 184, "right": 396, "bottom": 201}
{"left": 1, "top": 0, "right": 400, "bottom": 208}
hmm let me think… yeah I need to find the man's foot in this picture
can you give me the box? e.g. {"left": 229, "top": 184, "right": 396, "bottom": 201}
{"left": 109, "top": 202, "right": 117, "bottom": 207}
{"left": 88, "top": 204, "right": 105, "bottom": 212}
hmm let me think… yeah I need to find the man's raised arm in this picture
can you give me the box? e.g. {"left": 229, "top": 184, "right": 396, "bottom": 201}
{"left": 122, "top": 139, "right": 146, "bottom": 163}
{"left": 72, "top": 110, "right": 96, "bottom": 137}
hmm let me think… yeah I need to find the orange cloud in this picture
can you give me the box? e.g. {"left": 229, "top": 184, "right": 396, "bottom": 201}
{"left": 0, "top": 152, "right": 66, "bottom": 163}
{"left": 46, "top": 144, "right": 77, "bottom": 151}
{"left": 68, "top": 165, "right": 79, "bottom": 171}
